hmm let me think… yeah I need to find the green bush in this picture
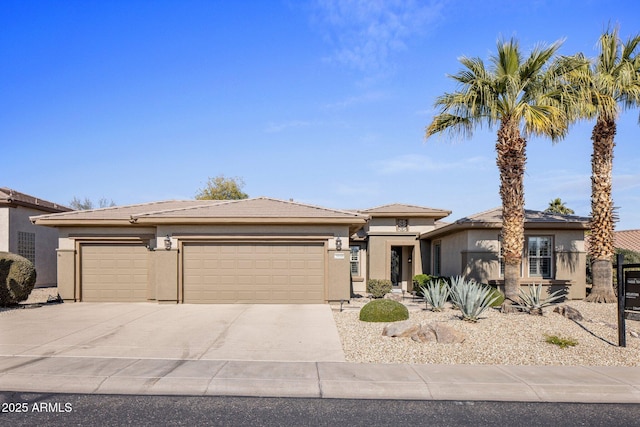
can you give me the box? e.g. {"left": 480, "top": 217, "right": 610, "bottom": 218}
{"left": 366, "top": 279, "right": 392, "bottom": 298}
{"left": 0, "top": 252, "right": 37, "bottom": 306}
{"left": 544, "top": 334, "right": 578, "bottom": 349}
{"left": 359, "top": 299, "right": 409, "bottom": 322}
{"left": 485, "top": 285, "right": 505, "bottom": 307}
{"left": 412, "top": 274, "right": 432, "bottom": 293}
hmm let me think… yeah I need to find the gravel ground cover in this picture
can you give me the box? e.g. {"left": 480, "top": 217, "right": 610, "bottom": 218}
{"left": 332, "top": 297, "right": 640, "bottom": 366}
{"left": 10, "top": 288, "right": 640, "bottom": 367}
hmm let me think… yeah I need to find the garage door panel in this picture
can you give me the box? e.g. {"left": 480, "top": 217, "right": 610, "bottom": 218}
{"left": 183, "top": 242, "right": 325, "bottom": 303}
{"left": 81, "top": 244, "right": 149, "bottom": 302}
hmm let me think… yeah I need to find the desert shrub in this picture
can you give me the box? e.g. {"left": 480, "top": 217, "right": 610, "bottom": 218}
{"left": 412, "top": 274, "right": 431, "bottom": 294}
{"left": 0, "top": 252, "right": 37, "bottom": 306}
{"left": 421, "top": 279, "right": 449, "bottom": 311}
{"left": 366, "top": 279, "right": 392, "bottom": 299}
{"left": 449, "top": 276, "right": 500, "bottom": 322}
{"left": 518, "top": 284, "right": 565, "bottom": 315}
{"left": 544, "top": 334, "right": 578, "bottom": 349}
{"left": 485, "top": 285, "right": 505, "bottom": 307}
{"left": 359, "top": 299, "right": 409, "bottom": 322}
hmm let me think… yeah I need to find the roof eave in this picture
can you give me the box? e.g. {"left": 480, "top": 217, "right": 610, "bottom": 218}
{"left": 132, "top": 216, "right": 369, "bottom": 225}
{"left": 31, "top": 218, "right": 139, "bottom": 227}
{"left": 421, "top": 220, "right": 589, "bottom": 239}
{"left": 366, "top": 211, "right": 451, "bottom": 219}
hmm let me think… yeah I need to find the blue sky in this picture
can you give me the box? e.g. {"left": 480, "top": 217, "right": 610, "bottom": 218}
{"left": 2, "top": 0, "right": 640, "bottom": 229}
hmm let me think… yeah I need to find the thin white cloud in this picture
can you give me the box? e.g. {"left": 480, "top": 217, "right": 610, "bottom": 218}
{"left": 264, "top": 120, "right": 315, "bottom": 133}
{"left": 371, "top": 154, "right": 490, "bottom": 174}
{"left": 322, "top": 91, "right": 387, "bottom": 110}
{"left": 313, "top": 0, "right": 445, "bottom": 74}
{"left": 614, "top": 174, "right": 640, "bottom": 192}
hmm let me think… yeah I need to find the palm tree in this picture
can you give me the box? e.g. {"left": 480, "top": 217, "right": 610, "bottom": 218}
{"left": 545, "top": 198, "right": 575, "bottom": 214}
{"left": 426, "top": 39, "right": 583, "bottom": 309}
{"left": 583, "top": 28, "right": 640, "bottom": 303}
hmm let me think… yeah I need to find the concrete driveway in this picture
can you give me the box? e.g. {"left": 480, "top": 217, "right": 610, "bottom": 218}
{"left": 0, "top": 303, "right": 345, "bottom": 362}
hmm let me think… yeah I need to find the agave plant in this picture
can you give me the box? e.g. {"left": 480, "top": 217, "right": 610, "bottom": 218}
{"left": 420, "top": 279, "right": 450, "bottom": 311}
{"left": 448, "top": 276, "right": 467, "bottom": 309}
{"left": 449, "top": 278, "right": 500, "bottom": 322}
{"left": 518, "top": 283, "right": 565, "bottom": 315}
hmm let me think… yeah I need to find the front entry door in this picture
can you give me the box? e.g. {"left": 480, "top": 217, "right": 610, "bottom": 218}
{"left": 391, "top": 246, "right": 402, "bottom": 287}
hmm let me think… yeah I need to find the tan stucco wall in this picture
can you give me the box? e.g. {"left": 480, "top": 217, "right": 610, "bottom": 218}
{"left": 4, "top": 206, "right": 61, "bottom": 286}
{"left": 427, "top": 227, "right": 587, "bottom": 299}
{"left": 436, "top": 231, "right": 469, "bottom": 277}
{"left": 327, "top": 250, "right": 350, "bottom": 300}
{"left": 367, "top": 217, "right": 437, "bottom": 234}
{"left": 154, "top": 249, "right": 179, "bottom": 303}
{"left": 54, "top": 223, "right": 352, "bottom": 303}
{"left": 56, "top": 249, "right": 75, "bottom": 301}
{"left": 367, "top": 235, "right": 421, "bottom": 292}
{"left": 0, "top": 208, "right": 8, "bottom": 252}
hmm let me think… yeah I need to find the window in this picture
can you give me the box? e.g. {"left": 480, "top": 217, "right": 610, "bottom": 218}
{"left": 396, "top": 219, "right": 409, "bottom": 231}
{"left": 433, "top": 242, "right": 441, "bottom": 276}
{"left": 528, "top": 236, "right": 552, "bottom": 278}
{"left": 498, "top": 237, "right": 505, "bottom": 277}
{"left": 350, "top": 246, "right": 360, "bottom": 276}
{"left": 17, "top": 231, "right": 36, "bottom": 264}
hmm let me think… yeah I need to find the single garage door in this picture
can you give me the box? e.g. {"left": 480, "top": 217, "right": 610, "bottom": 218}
{"left": 81, "top": 244, "right": 149, "bottom": 302}
{"left": 182, "top": 242, "right": 325, "bottom": 303}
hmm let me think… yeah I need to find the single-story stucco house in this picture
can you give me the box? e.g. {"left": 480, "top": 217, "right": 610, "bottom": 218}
{"left": 31, "top": 197, "right": 590, "bottom": 303}
{"left": 419, "top": 208, "right": 590, "bottom": 299}
{"left": 1, "top": 187, "right": 71, "bottom": 287}
{"left": 32, "top": 197, "right": 367, "bottom": 303}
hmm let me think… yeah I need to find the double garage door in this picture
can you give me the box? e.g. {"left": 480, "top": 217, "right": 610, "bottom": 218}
{"left": 80, "top": 242, "right": 326, "bottom": 303}
{"left": 182, "top": 242, "right": 326, "bottom": 303}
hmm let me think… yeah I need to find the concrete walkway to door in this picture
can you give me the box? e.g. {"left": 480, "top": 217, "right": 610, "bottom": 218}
{"left": 0, "top": 303, "right": 345, "bottom": 362}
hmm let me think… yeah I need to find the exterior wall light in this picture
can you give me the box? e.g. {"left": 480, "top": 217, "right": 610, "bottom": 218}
{"left": 164, "top": 235, "right": 172, "bottom": 250}
{"left": 336, "top": 237, "right": 342, "bottom": 251}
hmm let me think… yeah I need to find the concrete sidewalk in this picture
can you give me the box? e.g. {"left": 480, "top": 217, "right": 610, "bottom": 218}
{"left": 1, "top": 356, "right": 640, "bottom": 403}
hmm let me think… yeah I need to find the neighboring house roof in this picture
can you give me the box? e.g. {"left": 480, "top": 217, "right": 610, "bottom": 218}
{"left": 421, "top": 207, "right": 590, "bottom": 239}
{"left": 31, "top": 197, "right": 369, "bottom": 229}
{"left": 0, "top": 187, "right": 71, "bottom": 213}
{"left": 357, "top": 203, "right": 451, "bottom": 219}
{"left": 614, "top": 230, "right": 640, "bottom": 252}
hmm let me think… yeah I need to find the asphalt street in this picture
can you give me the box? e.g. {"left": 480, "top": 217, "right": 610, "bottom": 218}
{"left": 1, "top": 392, "right": 640, "bottom": 427}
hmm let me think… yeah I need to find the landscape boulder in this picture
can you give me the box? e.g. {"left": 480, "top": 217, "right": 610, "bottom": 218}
{"left": 384, "top": 321, "right": 466, "bottom": 344}
{"left": 382, "top": 320, "right": 419, "bottom": 337}
{"left": 553, "top": 305, "right": 584, "bottom": 321}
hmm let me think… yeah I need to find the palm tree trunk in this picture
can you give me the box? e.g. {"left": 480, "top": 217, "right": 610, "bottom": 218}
{"left": 586, "top": 117, "right": 617, "bottom": 303}
{"left": 496, "top": 118, "right": 526, "bottom": 308}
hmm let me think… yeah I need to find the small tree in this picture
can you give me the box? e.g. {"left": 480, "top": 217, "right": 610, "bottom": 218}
{"left": 195, "top": 175, "right": 249, "bottom": 200}
{"left": 545, "top": 198, "right": 575, "bottom": 214}
{"left": 69, "top": 197, "right": 116, "bottom": 210}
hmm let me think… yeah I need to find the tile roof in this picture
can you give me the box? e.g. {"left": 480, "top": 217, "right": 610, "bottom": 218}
{"left": 457, "top": 207, "right": 590, "bottom": 224}
{"left": 357, "top": 203, "right": 451, "bottom": 218}
{"left": 0, "top": 187, "right": 71, "bottom": 213}
{"left": 614, "top": 229, "right": 640, "bottom": 252}
{"left": 421, "top": 207, "right": 589, "bottom": 239}
{"left": 132, "top": 197, "right": 368, "bottom": 221}
{"left": 32, "top": 197, "right": 368, "bottom": 225}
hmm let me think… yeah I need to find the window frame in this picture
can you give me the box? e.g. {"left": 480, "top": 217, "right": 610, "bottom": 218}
{"left": 396, "top": 218, "right": 409, "bottom": 232}
{"left": 17, "top": 231, "right": 36, "bottom": 264}
{"left": 433, "top": 241, "right": 441, "bottom": 276}
{"left": 527, "top": 235, "right": 553, "bottom": 279}
{"left": 349, "top": 245, "right": 361, "bottom": 276}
